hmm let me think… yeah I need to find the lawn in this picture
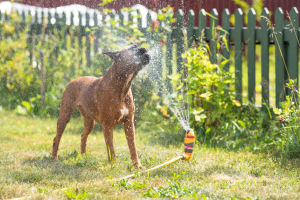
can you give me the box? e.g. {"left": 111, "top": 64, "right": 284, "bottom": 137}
{"left": 0, "top": 109, "right": 299, "bottom": 200}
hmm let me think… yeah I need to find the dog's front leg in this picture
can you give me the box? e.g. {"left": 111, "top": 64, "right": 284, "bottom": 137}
{"left": 124, "top": 118, "right": 144, "bottom": 169}
{"left": 102, "top": 125, "right": 116, "bottom": 162}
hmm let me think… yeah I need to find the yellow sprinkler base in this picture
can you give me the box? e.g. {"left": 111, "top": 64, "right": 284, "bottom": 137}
{"left": 116, "top": 129, "right": 196, "bottom": 181}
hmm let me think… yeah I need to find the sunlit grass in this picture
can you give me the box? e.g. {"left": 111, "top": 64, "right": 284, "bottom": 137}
{"left": 0, "top": 110, "right": 299, "bottom": 199}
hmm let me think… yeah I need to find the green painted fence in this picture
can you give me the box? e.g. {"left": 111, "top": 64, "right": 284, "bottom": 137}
{"left": 0, "top": 7, "right": 299, "bottom": 108}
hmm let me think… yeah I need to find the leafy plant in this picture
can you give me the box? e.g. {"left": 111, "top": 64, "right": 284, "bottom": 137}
{"left": 113, "top": 179, "right": 145, "bottom": 190}
{"left": 65, "top": 187, "right": 88, "bottom": 200}
{"left": 273, "top": 80, "right": 300, "bottom": 158}
{"left": 63, "top": 151, "right": 99, "bottom": 168}
{"left": 143, "top": 180, "right": 198, "bottom": 198}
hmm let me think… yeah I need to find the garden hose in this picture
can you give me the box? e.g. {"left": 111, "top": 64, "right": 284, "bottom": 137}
{"left": 117, "top": 129, "right": 195, "bottom": 180}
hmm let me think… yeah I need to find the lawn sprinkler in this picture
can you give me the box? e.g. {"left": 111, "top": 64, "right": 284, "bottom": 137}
{"left": 117, "top": 129, "right": 195, "bottom": 180}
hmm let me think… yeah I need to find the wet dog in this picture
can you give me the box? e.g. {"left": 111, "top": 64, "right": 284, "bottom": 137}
{"left": 52, "top": 44, "right": 150, "bottom": 168}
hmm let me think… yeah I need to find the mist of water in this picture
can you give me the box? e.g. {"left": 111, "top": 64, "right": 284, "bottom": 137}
{"left": 143, "top": 44, "right": 191, "bottom": 131}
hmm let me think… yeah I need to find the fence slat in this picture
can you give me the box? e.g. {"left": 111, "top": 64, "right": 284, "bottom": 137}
{"left": 221, "top": 9, "right": 230, "bottom": 72}
{"left": 137, "top": 10, "right": 142, "bottom": 31}
{"left": 119, "top": 11, "right": 124, "bottom": 26}
{"left": 166, "top": 33, "right": 173, "bottom": 77}
{"left": 247, "top": 8, "right": 256, "bottom": 103}
{"left": 62, "top": 11, "right": 67, "bottom": 48}
{"left": 197, "top": 9, "right": 206, "bottom": 40}
{"left": 93, "top": 12, "right": 99, "bottom": 71}
{"left": 176, "top": 9, "right": 184, "bottom": 73}
{"left": 145, "top": 12, "right": 152, "bottom": 41}
{"left": 27, "top": 11, "right": 33, "bottom": 64}
{"left": 234, "top": 8, "right": 243, "bottom": 103}
{"left": 33, "top": 9, "right": 38, "bottom": 34}
{"left": 261, "top": 8, "right": 270, "bottom": 106}
{"left": 21, "top": 10, "right": 26, "bottom": 27}
{"left": 209, "top": 9, "right": 218, "bottom": 64}
{"left": 86, "top": 12, "right": 91, "bottom": 68}
{"left": 287, "top": 7, "right": 299, "bottom": 93}
{"left": 187, "top": 10, "right": 195, "bottom": 48}
{"left": 275, "top": 8, "right": 286, "bottom": 107}
{"left": 55, "top": 11, "right": 60, "bottom": 30}
{"left": 78, "top": 12, "right": 83, "bottom": 66}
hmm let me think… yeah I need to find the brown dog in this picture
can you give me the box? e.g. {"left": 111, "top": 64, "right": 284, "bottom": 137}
{"left": 52, "top": 44, "right": 150, "bottom": 168}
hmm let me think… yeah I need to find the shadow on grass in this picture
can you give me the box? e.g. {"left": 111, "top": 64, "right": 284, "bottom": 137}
{"left": 19, "top": 151, "right": 109, "bottom": 183}
{"left": 148, "top": 164, "right": 242, "bottom": 180}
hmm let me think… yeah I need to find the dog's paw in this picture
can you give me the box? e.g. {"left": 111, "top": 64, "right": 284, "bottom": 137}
{"left": 52, "top": 155, "right": 59, "bottom": 160}
{"left": 136, "top": 164, "right": 146, "bottom": 170}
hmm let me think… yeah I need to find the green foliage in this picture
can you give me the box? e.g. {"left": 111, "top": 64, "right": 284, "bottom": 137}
{"left": 183, "top": 46, "right": 236, "bottom": 127}
{"left": 0, "top": 11, "right": 39, "bottom": 111}
{"left": 143, "top": 180, "right": 198, "bottom": 198}
{"left": 273, "top": 80, "right": 300, "bottom": 158}
{"left": 170, "top": 45, "right": 281, "bottom": 154}
{"left": 113, "top": 179, "right": 145, "bottom": 190}
{"left": 63, "top": 151, "right": 100, "bottom": 168}
{"left": 65, "top": 187, "right": 88, "bottom": 200}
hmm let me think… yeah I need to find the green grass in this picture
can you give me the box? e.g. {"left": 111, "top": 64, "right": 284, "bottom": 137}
{"left": 0, "top": 109, "right": 299, "bottom": 200}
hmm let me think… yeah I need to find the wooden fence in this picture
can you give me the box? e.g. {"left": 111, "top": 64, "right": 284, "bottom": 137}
{"left": 0, "top": 7, "right": 299, "bottom": 108}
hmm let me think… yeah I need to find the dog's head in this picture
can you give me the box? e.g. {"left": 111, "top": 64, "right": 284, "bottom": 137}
{"left": 103, "top": 44, "right": 150, "bottom": 74}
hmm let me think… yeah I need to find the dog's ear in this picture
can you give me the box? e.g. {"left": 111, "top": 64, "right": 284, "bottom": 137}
{"left": 103, "top": 51, "right": 120, "bottom": 61}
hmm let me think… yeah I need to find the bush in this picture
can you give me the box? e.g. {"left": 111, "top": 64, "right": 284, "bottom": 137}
{"left": 0, "top": 12, "right": 39, "bottom": 111}
{"left": 273, "top": 80, "right": 300, "bottom": 158}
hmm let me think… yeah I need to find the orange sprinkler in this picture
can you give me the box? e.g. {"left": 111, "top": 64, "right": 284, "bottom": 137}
{"left": 183, "top": 129, "right": 195, "bottom": 161}
{"left": 117, "top": 129, "right": 196, "bottom": 180}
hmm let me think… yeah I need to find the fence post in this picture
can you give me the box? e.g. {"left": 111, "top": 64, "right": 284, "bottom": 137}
{"left": 275, "top": 8, "right": 286, "bottom": 107}
{"left": 197, "top": 9, "right": 206, "bottom": 41}
{"left": 287, "top": 7, "right": 299, "bottom": 94}
{"left": 93, "top": 11, "right": 99, "bottom": 71}
{"left": 62, "top": 11, "right": 67, "bottom": 49}
{"left": 234, "top": 8, "right": 243, "bottom": 103}
{"left": 209, "top": 9, "right": 218, "bottom": 64}
{"left": 55, "top": 11, "right": 60, "bottom": 30}
{"left": 86, "top": 12, "right": 91, "bottom": 68}
{"left": 21, "top": 10, "right": 26, "bottom": 28}
{"left": 27, "top": 10, "right": 33, "bottom": 64}
{"left": 221, "top": 9, "right": 230, "bottom": 73}
{"left": 261, "top": 8, "right": 270, "bottom": 107}
{"left": 145, "top": 12, "right": 152, "bottom": 40}
{"left": 70, "top": 12, "right": 75, "bottom": 49}
{"left": 176, "top": 9, "right": 184, "bottom": 73}
{"left": 247, "top": 8, "right": 256, "bottom": 103}
{"left": 166, "top": 31, "right": 173, "bottom": 90}
{"left": 187, "top": 10, "right": 195, "bottom": 48}
{"left": 137, "top": 9, "right": 142, "bottom": 31}
{"left": 78, "top": 12, "right": 83, "bottom": 57}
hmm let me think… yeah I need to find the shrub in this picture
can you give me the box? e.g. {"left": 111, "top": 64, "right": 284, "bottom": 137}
{"left": 273, "top": 80, "right": 300, "bottom": 158}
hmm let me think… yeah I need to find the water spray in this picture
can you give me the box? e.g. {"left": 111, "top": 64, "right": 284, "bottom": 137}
{"left": 117, "top": 129, "right": 195, "bottom": 180}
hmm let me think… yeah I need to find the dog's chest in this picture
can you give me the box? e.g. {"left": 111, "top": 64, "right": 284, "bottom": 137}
{"left": 117, "top": 107, "right": 129, "bottom": 122}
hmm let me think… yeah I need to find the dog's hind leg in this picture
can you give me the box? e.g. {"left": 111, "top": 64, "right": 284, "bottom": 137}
{"left": 52, "top": 93, "right": 76, "bottom": 159}
{"left": 80, "top": 117, "right": 94, "bottom": 154}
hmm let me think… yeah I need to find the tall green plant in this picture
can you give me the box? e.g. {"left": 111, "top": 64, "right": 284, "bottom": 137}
{"left": 0, "top": 11, "right": 39, "bottom": 111}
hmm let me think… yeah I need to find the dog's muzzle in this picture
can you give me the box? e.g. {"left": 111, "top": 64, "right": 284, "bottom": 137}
{"left": 137, "top": 47, "right": 150, "bottom": 65}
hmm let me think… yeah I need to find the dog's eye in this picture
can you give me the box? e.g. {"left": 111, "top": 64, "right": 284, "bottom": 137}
{"left": 129, "top": 44, "right": 138, "bottom": 49}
